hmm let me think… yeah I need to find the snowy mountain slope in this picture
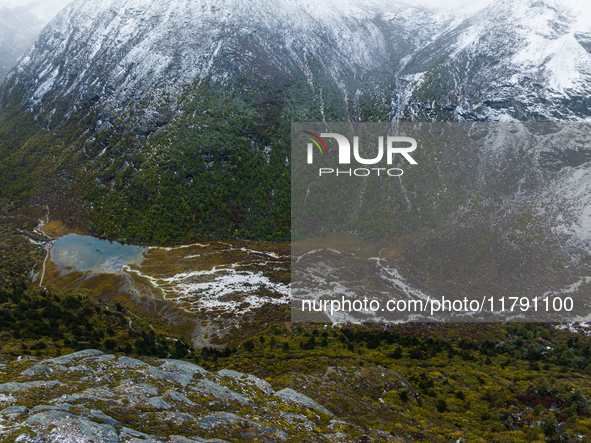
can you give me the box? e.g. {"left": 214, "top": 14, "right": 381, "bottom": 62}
{"left": 391, "top": 0, "right": 591, "bottom": 255}
{"left": 3, "top": 0, "right": 453, "bottom": 122}
{"left": 5, "top": 0, "right": 590, "bottom": 122}
{"left": 400, "top": 0, "right": 591, "bottom": 121}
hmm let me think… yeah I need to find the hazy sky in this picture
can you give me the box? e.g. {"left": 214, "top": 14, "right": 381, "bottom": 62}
{"left": 1, "top": 0, "right": 494, "bottom": 14}
{"left": 0, "top": 0, "right": 71, "bottom": 23}
{"left": 0, "top": 0, "right": 70, "bottom": 8}
{"left": 413, "top": 0, "right": 493, "bottom": 10}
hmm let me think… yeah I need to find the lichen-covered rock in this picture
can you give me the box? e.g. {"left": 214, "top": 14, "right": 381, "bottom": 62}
{"left": 159, "top": 360, "right": 209, "bottom": 377}
{"left": 115, "top": 381, "right": 159, "bottom": 398}
{"left": 46, "top": 349, "right": 104, "bottom": 365}
{"left": 192, "top": 379, "right": 250, "bottom": 405}
{"left": 148, "top": 360, "right": 208, "bottom": 387}
{"left": 25, "top": 410, "right": 120, "bottom": 442}
{"left": 118, "top": 426, "right": 154, "bottom": 440}
{"left": 148, "top": 397, "right": 171, "bottom": 410}
{"left": 0, "top": 380, "right": 60, "bottom": 392}
{"left": 217, "top": 369, "right": 274, "bottom": 395}
{"left": 0, "top": 405, "right": 29, "bottom": 415}
{"left": 21, "top": 364, "right": 53, "bottom": 377}
{"left": 89, "top": 409, "right": 123, "bottom": 427}
{"left": 194, "top": 412, "right": 242, "bottom": 429}
{"left": 30, "top": 404, "right": 73, "bottom": 413}
{"left": 95, "top": 354, "right": 117, "bottom": 363}
{"left": 118, "top": 356, "right": 149, "bottom": 368}
{"left": 136, "top": 384, "right": 159, "bottom": 396}
{"left": 68, "top": 365, "right": 94, "bottom": 375}
{"left": 50, "top": 386, "right": 114, "bottom": 405}
{"left": 0, "top": 351, "right": 374, "bottom": 443}
{"left": 274, "top": 388, "right": 333, "bottom": 416}
{"left": 164, "top": 389, "right": 196, "bottom": 406}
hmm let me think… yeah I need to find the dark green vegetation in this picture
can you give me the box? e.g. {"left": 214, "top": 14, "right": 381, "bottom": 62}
{"left": 0, "top": 62, "right": 407, "bottom": 245}
{"left": 79, "top": 80, "right": 293, "bottom": 243}
{"left": 200, "top": 323, "right": 591, "bottom": 442}
{"left": 0, "top": 73, "right": 346, "bottom": 244}
{"left": 0, "top": 285, "right": 191, "bottom": 359}
{"left": 0, "top": 203, "right": 191, "bottom": 359}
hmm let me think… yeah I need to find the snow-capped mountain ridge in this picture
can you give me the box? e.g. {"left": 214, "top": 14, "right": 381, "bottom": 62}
{"left": 398, "top": 0, "right": 591, "bottom": 121}
{"left": 4, "top": 0, "right": 456, "bottom": 119}
{"left": 5, "top": 0, "right": 589, "bottom": 124}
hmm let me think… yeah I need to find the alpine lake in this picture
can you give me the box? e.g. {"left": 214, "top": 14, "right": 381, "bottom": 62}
{"left": 34, "top": 227, "right": 290, "bottom": 347}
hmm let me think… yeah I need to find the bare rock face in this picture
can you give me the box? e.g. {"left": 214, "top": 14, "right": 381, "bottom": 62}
{"left": 0, "top": 350, "right": 378, "bottom": 442}
{"left": 274, "top": 388, "right": 333, "bottom": 416}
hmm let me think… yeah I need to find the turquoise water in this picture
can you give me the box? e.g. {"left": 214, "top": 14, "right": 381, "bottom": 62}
{"left": 50, "top": 234, "right": 146, "bottom": 274}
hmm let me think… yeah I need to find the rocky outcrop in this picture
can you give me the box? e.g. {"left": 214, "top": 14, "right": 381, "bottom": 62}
{"left": 0, "top": 350, "right": 379, "bottom": 442}
{"left": 274, "top": 388, "right": 333, "bottom": 417}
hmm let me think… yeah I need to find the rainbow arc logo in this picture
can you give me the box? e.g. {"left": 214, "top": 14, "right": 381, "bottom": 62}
{"left": 303, "top": 131, "right": 328, "bottom": 155}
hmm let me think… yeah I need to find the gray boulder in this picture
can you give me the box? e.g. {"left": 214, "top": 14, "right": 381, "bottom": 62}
{"left": 118, "top": 356, "right": 149, "bottom": 368}
{"left": 280, "top": 411, "right": 314, "bottom": 426}
{"left": 94, "top": 354, "right": 116, "bottom": 363}
{"left": 51, "top": 392, "right": 101, "bottom": 404}
{"left": 21, "top": 363, "right": 53, "bottom": 377}
{"left": 164, "top": 389, "right": 196, "bottom": 406}
{"left": 68, "top": 365, "right": 94, "bottom": 375}
{"left": 89, "top": 409, "right": 123, "bottom": 427}
{"left": 25, "top": 410, "right": 120, "bottom": 442}
{"left": 0, "top": 380, "right": 60, "bottom": 392}
{"left": 149, "top": 397, "right": 171, "bottom": 410}
{"left": 159, "top": 360, "right": 209, "bottom": 376}
{"left": 118, "top": 426, "right": 155, "bottom": 439}
{"left": 274, "top": 388, "right": 333, "bottom": 416}
{"left": 84, "top": 387, "right": 116, "bottom": 399}
{"left": 195, "top": 412, "right": 242, "bottom": 429}
{"left": 136, "top": 383, "right": 160, "bottom": 396}
{"left": 46, "top": 350, "right": 104, "bottom": 365}
{"left": 148, "top": 360, "right": 208, "bottom": 387}
{"left": 192, "top": 379, "right": 250, "bottom": 405}
{"left": 0, "top": 405, "right": 29, "bottom": 415}
{"left": 193, "top": 412, "right": 286, "bottom": 441}
{"left": 30, "top": 404, "right": 74, "bottom": 413}
{"left": 217, "top": 369, "right": 274, "bottom": 395}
